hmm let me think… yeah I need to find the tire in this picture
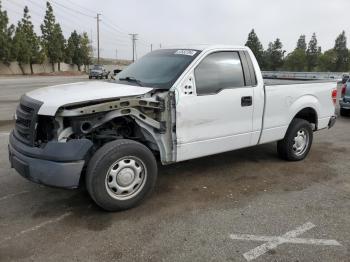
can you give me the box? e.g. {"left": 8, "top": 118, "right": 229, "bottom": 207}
{"left": 340, "top": 108, "right": 348, "bottom": 116}
{"left": 277, "top": 118, "right": 313, "bottom": 161}
{"left": 86, "top": 139, "right": 157, "bottom": 211}
{"left": 89, "top": 76, "right": 92, "bottom": 79}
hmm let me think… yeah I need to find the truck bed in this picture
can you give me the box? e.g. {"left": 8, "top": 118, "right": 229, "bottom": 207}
{"left": 264, "top": 79, "right": 337, "bottom": 86}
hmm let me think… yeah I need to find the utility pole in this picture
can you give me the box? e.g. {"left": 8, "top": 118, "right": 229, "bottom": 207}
{"left": 129, "top": 33, "right": 138, "bottom": 62}
{"left": 151, "top": 44, "right": 153, "bottom": 52}
{"left": 115, "top": 48, "right": 118, "bottom": 64}
{"left": 96, "top": 13, "right": 101, "bottom": 64}
{"left": 159, "top": 43, "right": 162, "bottom": 49}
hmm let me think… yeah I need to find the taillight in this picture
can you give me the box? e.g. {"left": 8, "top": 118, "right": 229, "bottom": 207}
{"left": 332, "top": 88, "right": 337, "bottom": 105}
{"left": 341, "top": 84, "right": 346, "bottom": 97}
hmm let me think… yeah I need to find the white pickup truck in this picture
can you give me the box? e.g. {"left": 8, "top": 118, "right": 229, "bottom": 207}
{"left": 8, "top": 45, "right": 337, "bottom": 211}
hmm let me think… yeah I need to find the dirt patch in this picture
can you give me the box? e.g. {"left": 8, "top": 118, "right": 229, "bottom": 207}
{"left": 0, "top": 120, "right": 14, "bottom": 132}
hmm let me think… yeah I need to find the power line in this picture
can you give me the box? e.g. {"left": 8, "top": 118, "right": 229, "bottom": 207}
{"left": 47, "top": 0, "right": 95, "bottom": 18}
{"left": 60, "top": 0, "right": 97, "bottom": 16}
{"left": 22, "top": 0, "right": 92, "bottom": 34}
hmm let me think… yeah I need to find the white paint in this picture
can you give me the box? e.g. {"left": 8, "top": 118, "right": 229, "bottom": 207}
{"left": 0, "top": 212, "right": 72, "bottom": 245}
{"left": 229, "top": 222, "right": 341, "bottom": 261}
{"left": 26, "top": 81, "right": 153, "bottom": 116}
{"left": 173, "top": 45, "right": 336, "bottom": 162}
{"left": 0, "top": 190, "right": 30, "bottom": 201}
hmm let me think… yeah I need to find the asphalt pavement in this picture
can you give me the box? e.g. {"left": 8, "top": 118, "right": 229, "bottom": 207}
{"left": 0, "top": 76, "right": 349, "bottom": 262}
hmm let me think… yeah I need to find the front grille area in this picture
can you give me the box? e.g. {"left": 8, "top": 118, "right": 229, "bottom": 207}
{"left": 14, "top": 96, "right": 43, "bottom": 146}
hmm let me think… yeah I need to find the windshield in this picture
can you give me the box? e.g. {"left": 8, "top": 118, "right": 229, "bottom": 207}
{"left": 116, "top": 49, "right": 201, "bottom": 89}
{"left": 93, "top": 65, "right": 103, "bottom": 70}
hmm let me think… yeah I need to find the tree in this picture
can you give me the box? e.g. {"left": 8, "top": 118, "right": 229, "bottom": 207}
{"left": 0, "top": 0, "right": 14, "bottom": 64}
{"left": 13, "top": 6, "right": 44, "bottom": 74}
{"left": 306, "top": 33, "right": 321, "bottom": 71}
{"left": 318, "top": 49, "right": 337, "bottom": 72}
{"left": 80, "top": 32, "right": 92, "bottom": 68}
{"left": 66, "top": 30, "right": 82, "bottom": 70}
{"left": 284, "top": 49, "right": 306, "bottom": 71}
{"left": 264, "top": 38, "right": 285, "bottom": 71}
{"left": 333, "top": 31, "right": 349, "bottom": 72}
{"left": 41, "top": 2, "right": 65, "bottom": 71}
{"left": 283, "top": 35, "right": 307, "bottom": 71}
{"left": 66, "top": 31, "right": 92, "bottom": 71}
{"left": 245, "top": 29, "right": 264, "bottom": 67}
{"left": 296, "top": 35, "right": 307, "bottom": 51}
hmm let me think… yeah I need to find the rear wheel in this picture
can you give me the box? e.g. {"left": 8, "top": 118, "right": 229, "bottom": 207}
{"left": 277, "top": 118, "right": 313, "bottom": 161}
{"left": 340, "top": 108, "right": 348, "bottom": 116}
{"left": 86, "top": 139, "right": 158, "bottom": 211}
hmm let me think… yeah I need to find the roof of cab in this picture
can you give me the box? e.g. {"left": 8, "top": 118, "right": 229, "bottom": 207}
{"left": 162, "top": 45, "right": 248, "bottom": 52}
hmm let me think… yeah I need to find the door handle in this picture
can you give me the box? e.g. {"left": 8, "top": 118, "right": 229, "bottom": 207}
{"left": 241, "top": 96, "right": 252, "bottom": 107}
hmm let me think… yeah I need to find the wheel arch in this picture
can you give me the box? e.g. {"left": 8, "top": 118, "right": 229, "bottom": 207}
{"left": 289, "top": 95, "right": 320, "bottom": 130}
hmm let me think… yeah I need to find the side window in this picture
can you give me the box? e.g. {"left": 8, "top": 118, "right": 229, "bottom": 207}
{"left": 194, "top": 52, "right": 245, "bottom": 95}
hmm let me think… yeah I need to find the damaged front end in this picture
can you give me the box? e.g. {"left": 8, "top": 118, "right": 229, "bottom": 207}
{"left": 54, "top": 89, "right": 177, "bottom": 164}
{"left": 9, "top": 90, "right": 176, "bottom": 189}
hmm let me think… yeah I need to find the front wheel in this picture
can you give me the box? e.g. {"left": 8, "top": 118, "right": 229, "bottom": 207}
{"left": 86, "top": 139, "right": 158, "bottom": 211}
{"left": 277, "top": 118, "right": 313, "bottom": 161}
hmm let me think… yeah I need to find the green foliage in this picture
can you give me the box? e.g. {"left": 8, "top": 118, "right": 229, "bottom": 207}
{"left": 80, "top": 32, "right": 92, "bottom": 66}
{"left": 12, "top": 6, "right": 44, "bottom": 73}
{"left": 0, "top": 1, "right": 14, "bottom": 64}
{"left": 264, "top": 38, "right": 285, "bottom": 71}
{"left": 317, "top": 49, "right": 337, "bottom": 72}
{"left": 65, "top": 31, "right": 91, "bottom": 70}
{"left": 245, "top": 29, "right": 264, "bottom": 67}
{"left": 296, "top": 35, "right": 307, "bottom": 51}
{"left": 40, "top": 2, "right": 65, "bottom": 70}
{"left": 306, "top": 33, "right": 321, "bottom": 71}
{"left": 284, "top": 49, "right": 306, "bottom": 71}
{"left": 333, "top": 31, "right": 349, "bottom": 72}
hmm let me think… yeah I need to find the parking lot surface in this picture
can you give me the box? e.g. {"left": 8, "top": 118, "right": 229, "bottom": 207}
{"left": 0, "top": 77, "right": 349, "bottom": 261}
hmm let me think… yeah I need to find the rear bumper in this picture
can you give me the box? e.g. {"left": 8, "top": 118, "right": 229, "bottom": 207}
{"left": 328, "top": 115, "right": 337, "bottom": 129}
{"left": 8, "top": 132, "right": 93, "bottom": 189}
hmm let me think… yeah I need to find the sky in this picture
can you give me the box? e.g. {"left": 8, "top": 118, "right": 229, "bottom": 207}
{"left": 2, "top": 0, "right": 349, "bottom": 60}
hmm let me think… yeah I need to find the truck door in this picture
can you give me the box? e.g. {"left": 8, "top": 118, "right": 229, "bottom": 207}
{"left": 176, "top": 51, "right": 255, "bottom": 161}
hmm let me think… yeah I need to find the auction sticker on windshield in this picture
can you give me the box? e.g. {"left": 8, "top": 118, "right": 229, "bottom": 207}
{"left": 174, "top": 50, "right": 197, "bottom": 56}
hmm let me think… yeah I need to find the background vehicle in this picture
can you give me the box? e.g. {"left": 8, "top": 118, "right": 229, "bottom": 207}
{"left": 8, "top": 46, "right": 337, "bottom": 211}
{"left": 89, "top": 65, "right": 110, "bottom": 79}
{"left": 341, "top": 73, "right": 349, "bottom": 84}
{"left": 340, "top": 79, "right": 350, "bottom": 116}
{"left": 110, "top": 68, "right": 123, "bottom": 80}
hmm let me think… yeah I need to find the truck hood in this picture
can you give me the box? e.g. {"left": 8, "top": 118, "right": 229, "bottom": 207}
{"left": 26, "top": 81, "right": 153, "bottom": 116}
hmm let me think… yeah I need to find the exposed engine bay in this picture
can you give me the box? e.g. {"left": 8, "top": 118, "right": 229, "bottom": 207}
{"left": 35, "top": 90, "right": 177, "bottom": 164}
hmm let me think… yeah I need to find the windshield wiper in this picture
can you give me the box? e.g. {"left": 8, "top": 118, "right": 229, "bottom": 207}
{"left": 119, "top": 76, "right": 144, "bottom": 87}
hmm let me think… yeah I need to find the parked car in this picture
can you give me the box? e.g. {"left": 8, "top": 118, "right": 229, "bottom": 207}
{"left": 110, "top": 69, "right": 123, "bottom": 80}
{"left": 341, "top": 74, "right": 349, "bottom": 84}
{"left": 340, "top": 79, "right": 350, "bottom": 116}
{"left": 8, "top": 46, "right": 337, "bottom": 211}
{"left": 89, "top": 65, "right": 109, "bottom": 79}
